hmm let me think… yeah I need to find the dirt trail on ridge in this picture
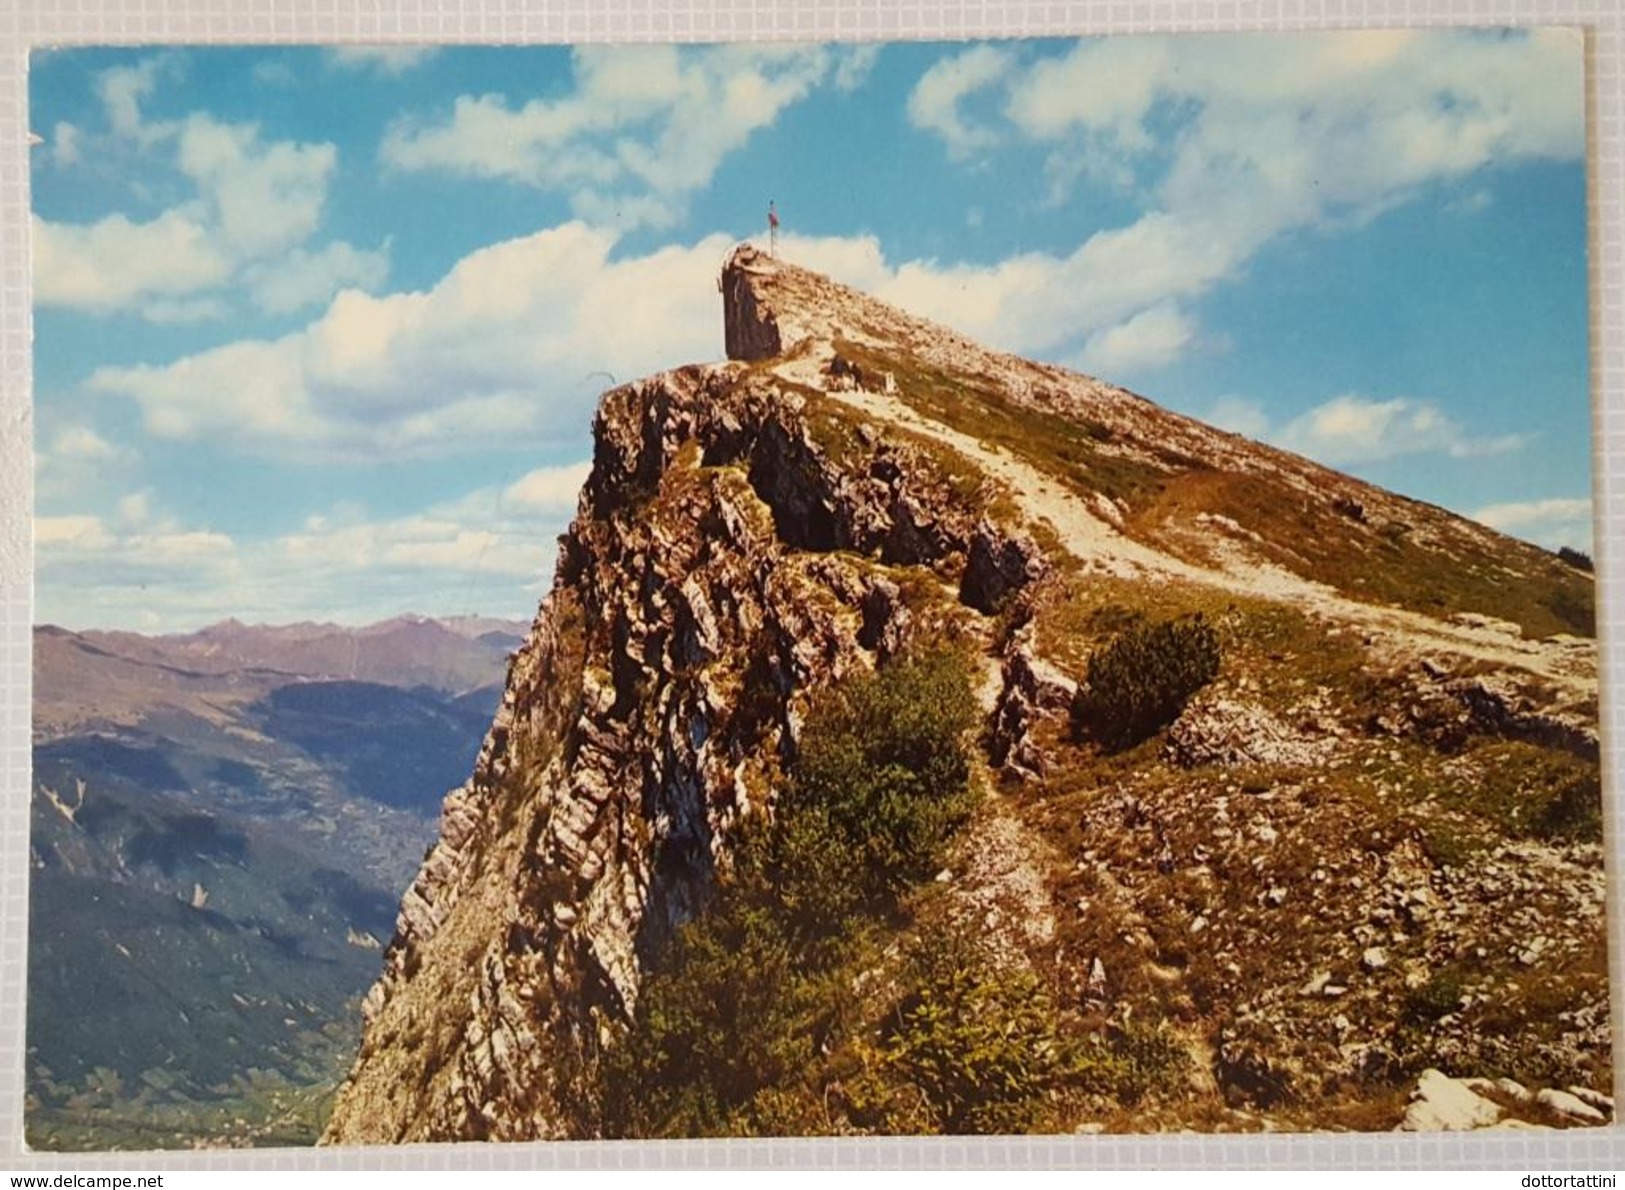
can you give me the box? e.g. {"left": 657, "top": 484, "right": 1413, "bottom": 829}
{"left": 793, "top": 364, "right": 1594, "bottom": 698}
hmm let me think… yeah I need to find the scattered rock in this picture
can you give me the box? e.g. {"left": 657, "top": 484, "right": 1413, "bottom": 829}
{"left": 1085, "top": 957, "right": 1109, "bottom": 1005}
{"left": 1398, "top": 1069, "right": 1502, "bottom": 1131}
{"left": 1299, "top": 971, "right": 1331, "bottom": 997}
{"left": 1535, "top": 1088, "right": 1608, "bottom": 1124}
{"left": 1565, "top": 1085, "right": 1614, "bottom": 1115}
{"left": 1499, "top": 1079, "right": 1535, "bottom": 1102}
{"left": 1466, "top": 1076, "right": 1531, "bottom": 1103}
{"left": 988, "top": 628, "right": 1079, "bottom": 780}
{"left": 1377, "top": 663, "right": 1598, "bottom": 759}
{"left": 1166, "top": 690, "right": 1337, "bottom": 769}
{"left": 959, "top": 522, "right": 1047, "bottom": 613}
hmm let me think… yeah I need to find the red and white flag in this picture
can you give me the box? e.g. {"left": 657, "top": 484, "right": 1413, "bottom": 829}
{"left": 768, "top": 203, "right": 779, "bottom": 229}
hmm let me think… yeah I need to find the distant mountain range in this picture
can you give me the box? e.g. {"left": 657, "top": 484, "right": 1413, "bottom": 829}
{"left": 27, "top": 615, "right": 524, "bottom": 1150}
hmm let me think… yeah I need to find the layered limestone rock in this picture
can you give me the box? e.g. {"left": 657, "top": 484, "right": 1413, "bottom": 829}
{"left": 324, "top": 245, "right": 1605, "bottom": 1144}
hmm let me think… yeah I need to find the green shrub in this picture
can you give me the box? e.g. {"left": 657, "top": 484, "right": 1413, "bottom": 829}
{"left": 1072, "top": 615, "right": 1221, "bottom": 751}
{"left": 774, "top": 647, "right": 980, "bottom": 931}
{"left": 1445, "top": 742, "right": 1603, "bottom": 845}
{"left": 767, "top": 803, "right": 869, "bottom": 942}
{"left": 875, "top": 936, "right": 1068, "bottom": 1134}
{"left": 600, "top": 646, "right": 981, "bottom": 1138}
{"left": 1000, "top": 1015, "right": 1185, "bottom": 1108}
{"left": 1545, "top": 585, "right": 1595, "bottom": 637}
{"left": 1537, "top": 766, "right": 1603, "bottom": 842}
{"left": 1557, "top": 546, "right": 1594, "bottom": 573}
{"left": 1405, "top": 969, "right": 1466, "bottom": 1023}
{"left": 1102, "top": 1018, "right": 1190, "bottom": 1104}
{"left": 599, "top": 900, "right": 817, "bottom": 1137}
{"left": 1419, "top": 822, "right": 1486, "bottom": 871}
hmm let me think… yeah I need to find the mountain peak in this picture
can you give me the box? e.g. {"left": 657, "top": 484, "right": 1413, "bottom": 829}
{"left": 720, "top": 242, "right": 808, "bottom": 362}
{"left": 721, "top": 242, "right": 1016, "bottom": 374}
{"left": 720, "top": 246, "right": 1591, "bottom": 666}
{"left": 325, "top": 251, "right": 1602, "bottom": 1144}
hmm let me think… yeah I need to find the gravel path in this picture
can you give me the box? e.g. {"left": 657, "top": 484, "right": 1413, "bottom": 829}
{"left": 790, "top": 358, "right": 1594, "bottom": 698}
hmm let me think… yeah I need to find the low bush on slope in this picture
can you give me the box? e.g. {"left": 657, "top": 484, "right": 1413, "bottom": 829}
{"left": 772, "top": 647, "right": 980, "bottom": 931}
{"left": 1072, "top": 614, "right": 1221, "bottom": 752}
{"left": 602, "top": 647, "right": 999, "bottom": 1136}
{"left": 597, "top": 642, "right": 1195, "bottom": 1137}
{"left": 844, "top": 931, "right": 1071, "bottom": 1135}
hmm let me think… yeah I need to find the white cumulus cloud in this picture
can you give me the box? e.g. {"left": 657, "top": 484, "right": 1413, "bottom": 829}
{"left": 1201, "top": 397, "right": 1272, "bottom": 441}
{"left": 174, "top": 114, "right": 335, "bottom": 258}
{"left": 35, "top": 465, "right": 594, "bottom": 630}
{"left": 1187, "top": 392, "right": 1529, "bottom": 470}
{"left": 504, "top": 461, "right": 594, "bottom": 511}
{"left": 1272, "top": 394, "right": 1526, "bottom": 466}
{"left": 33, "top": 211, "right": 230, "bottom": 311}
{"left": 34, "top": 418, "right": 141, "bottom": 509}
{"left": 88, "top": 224, "right": 733, "bottom": 460}
{"left": 1473, "top": 496, "right": 1592, "bottom": 530}
{"left": 245, "top": 241, "right": 392, "bottom": 316}
{"left": 381, "top": 44, "right": 873, "bottom": 228}
{"left": 906, "top": 44, "right": 1014, "bottom": 160}
{"left": 35, "top": 59, "right": 388, "bottom": 320}
{"left": 1078, "top": 301, "right": 1196, "bottom": 375}
{"left": 48, "top": 122, "right": 81, "bottom": 167}
{"left": 95, "top": 55, "right": 176, "bottom": 144}
{"left": 904, "top": 28, "right": 1584, "bottom": 374}
{"left": 326, "top": 46, "right": 439, "bottom": 75}
{"left": 50, "top": 426, "right": 124, "bottom": 462}
{"left": 781, "top": 223, "right": 1244, "bottom": 368}
{"left": 143, "top": 296, "right": 232, "bottom": 325}
{"left": 36, "top": 515, "right": 114, "bottom": 550}
{"left": 1471, "top": 497, "right": 1592, "bottom": 551}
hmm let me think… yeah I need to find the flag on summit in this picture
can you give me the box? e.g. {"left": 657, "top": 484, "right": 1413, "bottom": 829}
{"left": 769, "top": 202, "right": 779, "bottom": 229}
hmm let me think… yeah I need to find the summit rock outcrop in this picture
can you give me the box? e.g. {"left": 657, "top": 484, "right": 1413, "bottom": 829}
{"left": 323, "top": 245, "right": 1605, "bottom": 1142}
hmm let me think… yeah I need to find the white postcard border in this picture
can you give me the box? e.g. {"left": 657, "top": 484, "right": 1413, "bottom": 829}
{"left": 1, "top": 0, "right": 1621, "bottom": 1169}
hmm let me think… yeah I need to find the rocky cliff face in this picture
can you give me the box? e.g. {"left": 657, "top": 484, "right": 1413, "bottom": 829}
{"left": 323, "top": 245, "right": 1605, "bottom": 1142}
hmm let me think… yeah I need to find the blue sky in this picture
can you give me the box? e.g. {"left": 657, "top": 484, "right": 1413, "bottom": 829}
{"left": 30, "top": 33, "right": 1590, "bottom": 630}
